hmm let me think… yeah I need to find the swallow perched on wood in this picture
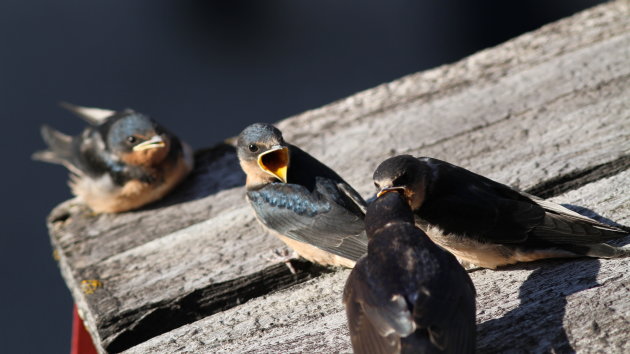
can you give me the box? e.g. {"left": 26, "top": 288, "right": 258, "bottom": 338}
{"left": 373, "top": 155, "right": 630, "bottom": 269}
{"left": 33, "top": 103, "right": 194, "bottom": 213}
{"left": 344, "top": 191, "right": 476, "bottom": 354}
{"left": 236, "top": 123, "right": 368, "bottom": 268}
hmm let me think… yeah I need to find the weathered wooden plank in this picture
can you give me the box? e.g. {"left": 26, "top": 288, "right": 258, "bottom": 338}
{"left": 50, "top": 145, "right": 324, "bottom": 352}
{"left": 280, "top": 20, "right": 630, "bottom": 196}
{"left": 50, "top": 144, "right": 244, "bottom": 269}
{"left": 474, "top": 171, "right": 630, "bottom": 353}
{"left": 48, "top": 1, "right": 630, "bottom": 352}
{"left": 124, "top": 169, "right": 630, "bottom": 353}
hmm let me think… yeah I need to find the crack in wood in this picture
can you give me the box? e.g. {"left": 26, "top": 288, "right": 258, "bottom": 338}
{"left": 102, "top": 260, "right": 331, "bottom": 353}
{"left": 525, "top": 154, "right": 630, "bottom": 199}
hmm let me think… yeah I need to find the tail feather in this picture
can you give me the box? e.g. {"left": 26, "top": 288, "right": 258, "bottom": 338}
{"left": 33, "top": 125, "right": 81, "bottom": 174}
{"left": 561, "top": 243, "right": 630, "bottom": 259}
{"left": 587, "top": 244, "right": 630, "bottom": 258}
{"left": 31, "top": 149, "right": 61, "bottom": 164}
{"left": 532, "top": 213, "right": 628, "bottom": 244}
{"left": 59, "top": 102, "right": 115, "bottom": 125}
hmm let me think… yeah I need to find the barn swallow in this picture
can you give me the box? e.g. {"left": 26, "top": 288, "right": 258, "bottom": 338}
{"left": 372, "top": 155, "right": 630, "bottom": 269}
{"left": 236, "top": 123, "right": 368, "bottom": 268}
{"left": 32, "top": 103, "right": 194, "bottom": 213}
{"left": 344, "top": 191, "right": 476, "bottom": 354}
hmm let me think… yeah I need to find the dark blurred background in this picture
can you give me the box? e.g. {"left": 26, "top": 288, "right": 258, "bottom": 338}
{"left": 0, "top": 0, "right": 604, "bottom": 352}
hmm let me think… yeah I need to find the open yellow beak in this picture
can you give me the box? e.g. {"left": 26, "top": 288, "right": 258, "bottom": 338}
{"left": 377, "top": 186, "right": 406, "bottom": 198}
{"left": 132, "top": 135, "right": 166, "bottom": 151}
{"left": 258, "top": 146, "right": 289, "bottom": 183}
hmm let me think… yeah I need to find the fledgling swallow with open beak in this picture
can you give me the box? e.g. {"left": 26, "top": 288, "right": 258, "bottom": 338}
{"left": 344, "top": 191, "right": 476, "bottom": 354}
{"left": 32, "top": 103, "right": 194, "bottom": 213}
{"left": 373, "top": 155, "right": 629, "bottom": 269}
{"left": 236, "top": 123, "right": 368, "bottom": 268}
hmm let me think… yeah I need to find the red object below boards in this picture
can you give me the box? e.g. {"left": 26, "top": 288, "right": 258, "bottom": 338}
{"left": 71, "top": 305, "right": 98, "bottom": 354}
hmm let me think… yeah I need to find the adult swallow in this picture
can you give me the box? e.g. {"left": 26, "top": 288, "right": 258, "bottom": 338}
{"left": 33, "top": 103, "right": 194, "bottom": 213}
{"left": 236, "top": 123, "right": 368, "bottom": 268}
{"left": 373, "top": 155, "right": 629, "bottom": 269}
{"left": 344, "top": 191, "right": 476, "bottom": 354}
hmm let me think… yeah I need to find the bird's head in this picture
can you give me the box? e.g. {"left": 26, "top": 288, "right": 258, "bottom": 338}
{"left": 373, "top": 155, "right": 429, "bottom": 210}
{"left": 103, "top": 111, "right": 171, "bottom": 167}
{"left": 237, "top": 123, "right": 290, "bottom": 184}
{"left": 365, "top": 190, "right": 415, "bottom": 236}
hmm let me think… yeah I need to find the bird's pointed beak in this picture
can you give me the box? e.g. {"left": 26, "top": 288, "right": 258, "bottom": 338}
{"left": 133, "top": 135, "right": 166, "bottom": 151}
{"left": 258, "top": 146, "right": 290, "bottom": 183}
{"left": 377, "top": 186, "right": 406, "bottom": 198}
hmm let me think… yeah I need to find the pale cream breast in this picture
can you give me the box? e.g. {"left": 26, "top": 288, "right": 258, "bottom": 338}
{"left": 71, "top": 142, "right": 194, "bottom": 213}
{"left": 423, "top": 225, "right": 576, "bottom": 269}
{"left": 274, "top": 233, "right": 357, "bottom": 268}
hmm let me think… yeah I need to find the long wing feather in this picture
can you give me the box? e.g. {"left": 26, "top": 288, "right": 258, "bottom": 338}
{"left": 248, "top": 179, "right": 368, "bottom": 261}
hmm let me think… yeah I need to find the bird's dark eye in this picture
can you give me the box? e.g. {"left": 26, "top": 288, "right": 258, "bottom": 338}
{"left": 127, "top": 136, "right": 137, "bottom": 144}
{"left": 374, "top": 182, "right": 380, "bottom": 189}
{"left": 248, "top": 144, "right": 258, "bottom": 152}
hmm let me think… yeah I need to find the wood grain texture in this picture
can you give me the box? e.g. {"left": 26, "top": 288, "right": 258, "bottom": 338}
{"left": 125, "top": 169, "right": 630, "bottom": 353}
{"left": 47, "top": 1, "right": 630, "bottom": 352}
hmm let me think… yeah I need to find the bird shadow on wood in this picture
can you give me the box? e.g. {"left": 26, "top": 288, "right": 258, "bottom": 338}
{"left": 139, "top": 142, "right": 246, "bottom": 211}
{"left": 477, "top": 259, "right": 601, "bottom": 353}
